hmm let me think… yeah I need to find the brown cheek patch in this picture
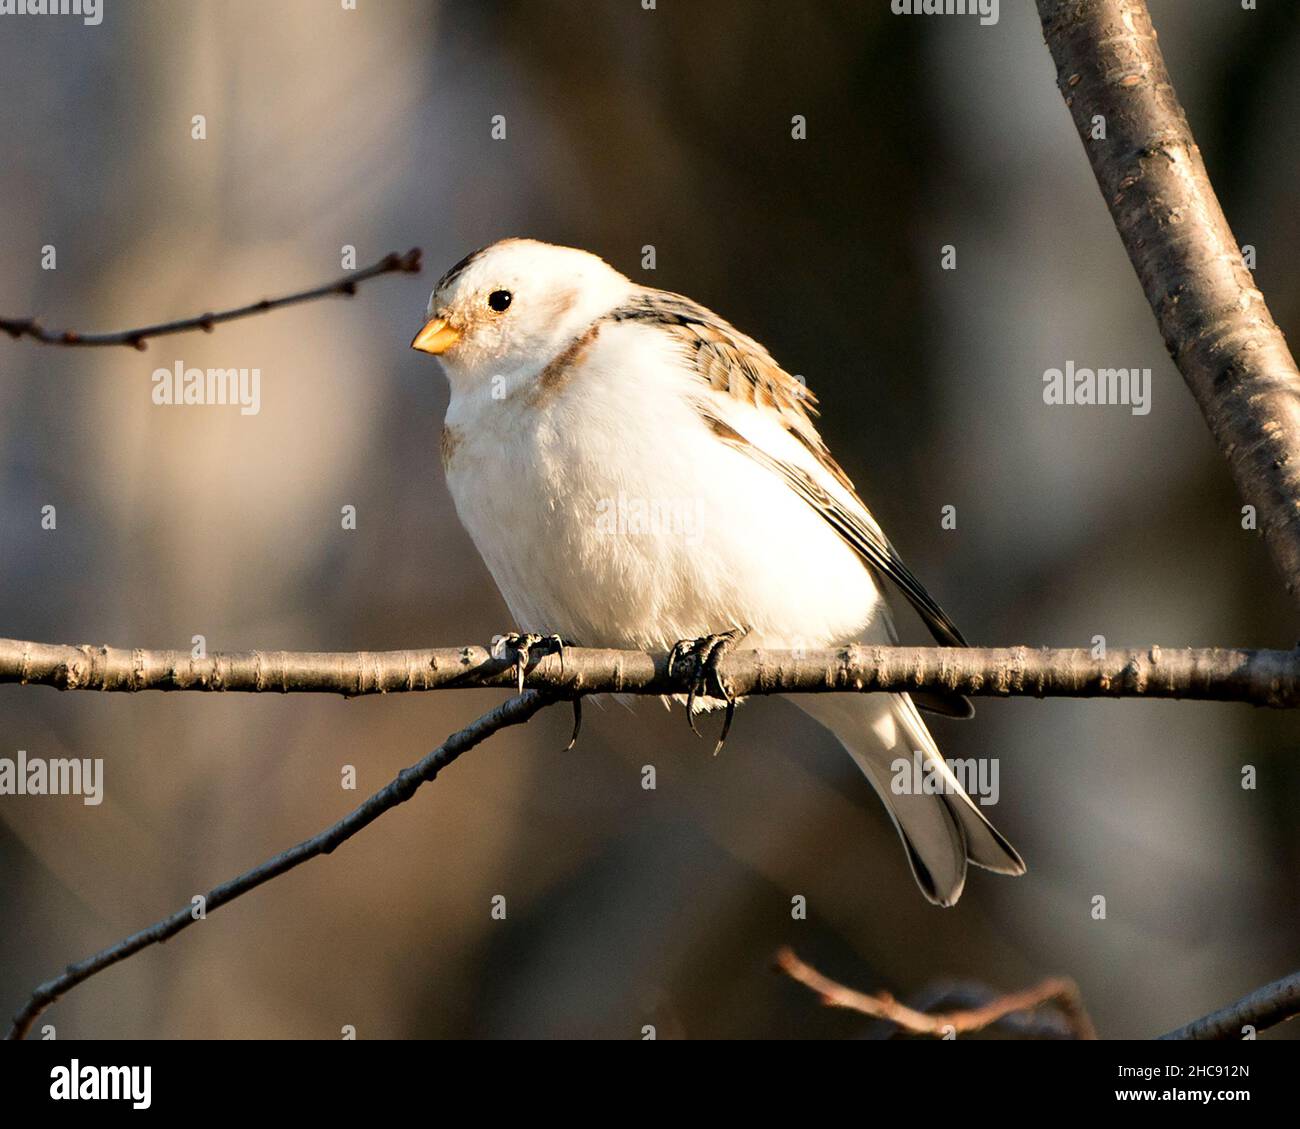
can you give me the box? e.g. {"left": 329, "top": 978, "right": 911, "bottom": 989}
{"left": 533, "top": 323, "right": 600, "bottom": 404}
{"left": 549, "top": 289, "right": 578, "bottom": 319}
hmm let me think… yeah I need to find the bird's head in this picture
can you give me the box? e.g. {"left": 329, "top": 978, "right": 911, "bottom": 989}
{"left": 411, "top": 238, "right": 631, "bottom": 386}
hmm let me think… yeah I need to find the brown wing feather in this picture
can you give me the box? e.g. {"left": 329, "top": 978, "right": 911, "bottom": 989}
{"left": 605, "top": 289, "right": 858, "bottom": 494}
{"left": 604, "top": 288, "right": 971, "bottom": 662}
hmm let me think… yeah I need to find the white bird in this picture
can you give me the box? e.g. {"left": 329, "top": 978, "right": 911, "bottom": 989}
{"left": 412, "top": 237, "right": 1024, "bottom": 905}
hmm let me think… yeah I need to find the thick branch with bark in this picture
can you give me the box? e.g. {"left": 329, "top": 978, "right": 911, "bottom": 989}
{"left": 0, "top": 249, "right": 421, "bottom": 350}
{"left": 2, "top": 637, "right": 1299, "bottom": 706}
{"left": 1037, "top": 0, "right": 1300, "bottom": 607}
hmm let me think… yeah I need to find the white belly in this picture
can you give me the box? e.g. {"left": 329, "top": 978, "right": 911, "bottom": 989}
{"left": 442, "top": 325, "right": 882, "bottom": 651}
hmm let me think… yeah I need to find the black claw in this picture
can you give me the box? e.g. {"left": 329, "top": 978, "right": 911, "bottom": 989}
{"left": 710, "top": 651, "right": 738, "bottom": 756}
{"left": 547, "top": 635, "right": 566, "bottom": 672}
{"left": 564, "top": 697, "right": 582, "bottom": 752}
{"left": 670, "top": 637, "right": 706, "bottom": 734}
{"left": 713, "top": 696, "right": 737, "bottom": 757}
{"left": 685, "top": 680, "right": 703, "bottom": 737}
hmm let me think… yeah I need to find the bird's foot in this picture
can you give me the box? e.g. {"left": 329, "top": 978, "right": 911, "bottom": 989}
{"left": 489, "top": 632, "right": 580, "bottom": 750}
{"left": 490, "top": 631, "right": 567, "bottom": 692}
{"left": 668, "top": 626, "right": 751, "bottom": 756}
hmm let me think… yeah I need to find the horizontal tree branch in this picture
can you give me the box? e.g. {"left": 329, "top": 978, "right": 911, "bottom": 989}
{"left": 5, "top": 689, "right": 551, "bottom": 1041}
{"left": 1158, "top": 969, "right": 1300, "bottom": 1041}
{"left": 1038, "top": 0, "right": 1300, "bottom": 607}
{"left": 2, "top": 637, "right": 1299, "bottom": 707}
{"left": 0, "top": 248, "right": 422, "bottom": 350}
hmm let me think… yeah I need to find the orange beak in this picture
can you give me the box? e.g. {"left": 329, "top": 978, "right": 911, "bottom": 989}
{"left": 410, "top": 316, "right": 461, "bottom": 355}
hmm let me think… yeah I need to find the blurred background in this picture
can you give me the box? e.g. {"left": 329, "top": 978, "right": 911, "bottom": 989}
{"left": 1, "top": 0, "right": 1297, "bottom": 1040}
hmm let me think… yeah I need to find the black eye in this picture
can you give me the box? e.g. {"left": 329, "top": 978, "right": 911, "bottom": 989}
{"left": 487, "top": 289, "right": 513, "bottom": 312}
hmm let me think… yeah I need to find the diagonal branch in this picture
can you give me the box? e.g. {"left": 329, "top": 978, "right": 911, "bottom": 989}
{"left": 1159, "top": 969, "right": 1300, "bottom": 1041}
{"left": 1037, "top": 0, "right": 1300, "bottom": 608}
{"left": 4, "top": 689, "right": 552, "bottom": 1041}
{"left": 776, "top": 947, "right": 1096, "bottom": 1039}
{"left": 1, "top": 637, "right": 1298, "bottom": 706}
{"left": 0, "top": 248, "right": 422, "bottom": 350}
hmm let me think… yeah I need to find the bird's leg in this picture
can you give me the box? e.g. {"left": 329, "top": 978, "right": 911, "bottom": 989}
{"left": 489, "top": 632, "right": 579, "bottom": 749}
{"left": 668, "top": 626, "right": 751, "bottom": 755}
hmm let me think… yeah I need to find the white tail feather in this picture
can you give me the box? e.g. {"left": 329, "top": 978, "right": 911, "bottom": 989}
{"left": 791, "top": 692, "right": 1025, "bottom": 906}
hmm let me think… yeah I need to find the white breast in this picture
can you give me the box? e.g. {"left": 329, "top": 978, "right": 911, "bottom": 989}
{"left": 442, "top": 322, "right": 882, "bottom": 651}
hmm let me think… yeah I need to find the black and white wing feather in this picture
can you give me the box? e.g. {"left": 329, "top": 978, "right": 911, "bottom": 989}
{"left": 604, "top": 288, "right": 970, "bottom": 658}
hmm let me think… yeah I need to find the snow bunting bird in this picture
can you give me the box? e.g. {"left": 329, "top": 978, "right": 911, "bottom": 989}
{"left": 412, "top": 238, "right": 1024, "bottom": 905}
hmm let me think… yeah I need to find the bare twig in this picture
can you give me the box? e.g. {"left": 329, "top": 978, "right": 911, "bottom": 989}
{"left": 862, "top": 979, "right": 1082, "bottom": 1040}
{"left": 4, "top": 690, "right": 552, "bottom": 1041}
{"left": 1, "top": 637, "right": 1298, "bottom": 707}
{"left": 776, "top": 947, "right": 1096, "bottom": 1039}
{"left": 1037, "top": 0, "right": 1300, "bottom": 607}
{"left": 0, "top": 249, "right": 422, "bottom": 350}
{"left": 1159, "top": 969, "right": 1300, "bottom": 1040}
